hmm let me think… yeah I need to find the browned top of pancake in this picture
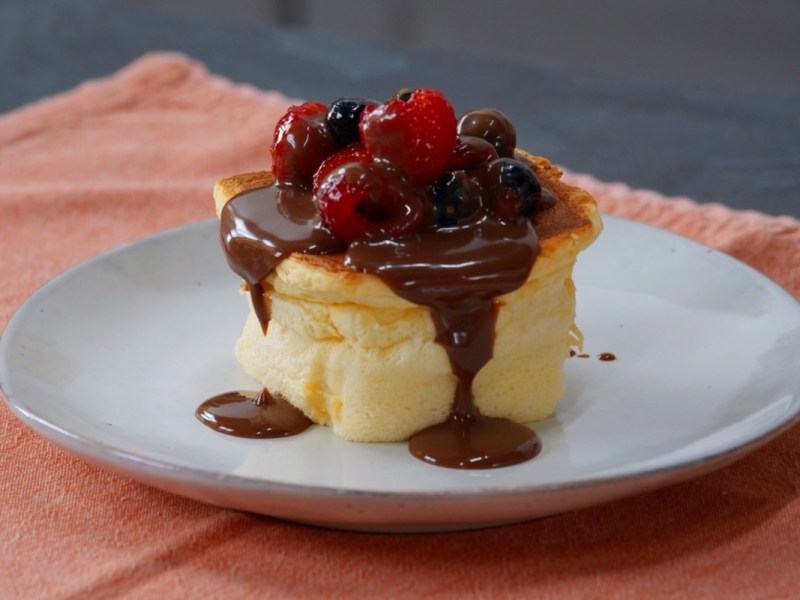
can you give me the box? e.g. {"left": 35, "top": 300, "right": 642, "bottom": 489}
{"left": 518, "top": 151, "right": 594, "bottom": 241}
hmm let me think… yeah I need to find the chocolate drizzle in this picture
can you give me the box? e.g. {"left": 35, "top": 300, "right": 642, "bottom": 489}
{"left": 345, "top": 215, "right": 541, "bottom": 467}
{"left": 219, "top": 185, "right": 346, "bottom": 332}
{"left": 217, "top": 180, "right": 549, "bottom": 468}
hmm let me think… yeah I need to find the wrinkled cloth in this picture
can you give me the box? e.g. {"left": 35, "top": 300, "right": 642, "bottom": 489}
{"left": 0, "top": 53, "right": 798, "bottom": 599}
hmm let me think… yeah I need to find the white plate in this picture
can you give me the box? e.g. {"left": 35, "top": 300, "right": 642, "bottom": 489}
{"left": 2, "top": 217, "right": 799, "bottom": 532}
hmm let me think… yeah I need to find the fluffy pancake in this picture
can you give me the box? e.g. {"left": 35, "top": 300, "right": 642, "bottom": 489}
{"left": 214, "top": 153, "right": 602, "bottom": 442}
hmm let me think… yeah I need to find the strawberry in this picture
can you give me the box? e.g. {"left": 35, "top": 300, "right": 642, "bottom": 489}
{"left": 359, "top": 89, "right": 457, "bottom": 186}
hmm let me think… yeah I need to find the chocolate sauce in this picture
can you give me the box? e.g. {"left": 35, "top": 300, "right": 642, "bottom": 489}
{"left": 219, "top": 185, "right": 346, "bottom": 333}
{"left": 569, "top": 351, "right": 616, "bottom": 361}
{"left": 196, "top": 389, "right": 312, "bottom": 438}
{"left": 345, "top": 214, "right": 541, "bottom": 467}
{"left": 218, "top": 181, "right": 549, "bottom": 468}
{"left": 409, "top": 413, "right": 541, "bottom": 469}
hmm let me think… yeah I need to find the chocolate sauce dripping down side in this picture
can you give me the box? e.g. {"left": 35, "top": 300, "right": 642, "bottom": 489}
{"left": 196, "top": 389, "right": 312, "bottom": 438}
{"left": 219, "top": 181, "right": 545, "bottom": 468}
{"left": 345, "top": 215, "right": 542, "bottom": 468}
{"left": 219, "top": 184, "right": 346, "bottom": 333}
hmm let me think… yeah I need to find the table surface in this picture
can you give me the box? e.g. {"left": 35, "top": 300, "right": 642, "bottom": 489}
{"left": 2, "top": 0, "right": 798, "bottom": 220}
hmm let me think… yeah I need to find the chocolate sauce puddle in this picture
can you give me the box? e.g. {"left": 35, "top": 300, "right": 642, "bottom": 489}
{"left": 217, "top": 181, "right": 544, "bottom": 468}
{"left": 196, "top": 389, "right": 312, "bottom": 438}
{"left": 409, "top": 413, "right": 542, "bottom": 469}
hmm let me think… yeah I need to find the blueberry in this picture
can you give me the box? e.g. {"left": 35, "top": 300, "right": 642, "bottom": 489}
{"left": 482, "top": 158, "right": 541, "bottom": 222}
{"left": 457, "top": 109, "right": 517, "bottom": 158}
{"left": 326, "top": 97, "right": 377, "bottom": 147}
{"left": 431, "top": 171, "right": 482, "bottom": 227}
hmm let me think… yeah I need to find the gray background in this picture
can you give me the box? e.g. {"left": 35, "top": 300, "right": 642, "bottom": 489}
{"left": 2, "top": 0, "right": 798, "bottom": 217}
{"left": 102, "top": 0, "right": 800, "bottom": 95}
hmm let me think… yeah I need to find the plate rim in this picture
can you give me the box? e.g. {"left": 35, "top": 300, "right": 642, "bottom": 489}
{"left": 1, "top": 215, "right": 799, "bottom": 504}
{"left": 4, "top": 382, "right": 799, "bottom": 505}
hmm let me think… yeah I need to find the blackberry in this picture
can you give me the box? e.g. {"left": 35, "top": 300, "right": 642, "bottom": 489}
{"left": 326, "top": 97, "right": 377, "bottom": 147}
{"left": 431, "top": 171, "right": 482, "bottom": 227}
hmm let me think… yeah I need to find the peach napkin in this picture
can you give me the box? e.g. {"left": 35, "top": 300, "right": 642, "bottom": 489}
{"left": 0, "top": 53, "right": 798, "bottom": 599}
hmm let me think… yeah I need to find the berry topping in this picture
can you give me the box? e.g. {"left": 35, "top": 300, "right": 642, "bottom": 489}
{"left": 312, "top": 144, "right": 373, "bottom": 192}
{"left": 448, "top": 135, "right": 499, "bottom": 171}
{"left": 268, "top": 90, "right": 548, "bottom": 243}
{"left": 360, "top": 88, "right": 457, "bottom": 186}
{"left": 271, "top": 101, "right": 339, "bottom": 187}
{"left": 481, "top": 158, "right": 542, "bottom": 222}
{"left": 326, "top": 97, "right": 377, "bottom": 147}
{"left": 431, "top": 171, "right": 482, "bottom": 227}
{"left": 457, "top": 109, "right": 517, "bottom": 158}
{"left": 316, "top": 163, "right": 429, "bottom": 243}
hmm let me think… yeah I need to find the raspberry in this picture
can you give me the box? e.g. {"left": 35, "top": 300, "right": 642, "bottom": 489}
{"left": 270, "top": 101, "right": 339, "bottom": 187}
{"left": 359, "top": 89, "right": 457, "bottom": 186}
{"left": 312, "top": 144, "right": 372, "bottom": 192}
{"left": 316, "top": 163, "right": 428, "bottom": 243}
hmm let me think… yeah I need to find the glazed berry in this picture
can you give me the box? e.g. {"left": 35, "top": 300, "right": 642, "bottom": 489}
{"left": 448, "top": 135, "right": 499, "bottom": 171}
{"left": 457, "top": 109, "right": 517, "bottom": 158}
{"left": 431, "top": 171, "right": 482, "bottom": 227}
{"left": 326, "top": 97, "right": 377, "bottom": 147}
{"left": 271, "top": 101, "right": 339, "bottom": 187}
{"left": 312, "top": 144, "right": 372, "bottom": 191}
{"left": 317, "top": 163, "right": 428, "bottom": 243}
{"left": 360, "top": 88, "right": 457, "bottom": 186}
{"left": 481, "top": 158, "right": 542, "bottom": 222}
